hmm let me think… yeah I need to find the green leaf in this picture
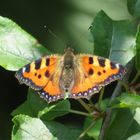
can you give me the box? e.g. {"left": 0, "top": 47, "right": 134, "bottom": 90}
{"left": 45, "top": 121, "right": 83, "bottom": 140}
{"left": 127, "top": 132, "right": 140, "bottom": 140}
{"left": 135, "top": 25, "right": 140, "bottom": 71}
{"left": 12, "top": 114, "right": 88, "bottom": 140}
{"left": 12, "top": 89, "right": 47, "bottom": 117}
{"left": 12, "top": 89, "right": 71, "bottom": 120}
{"left": 12, "top": 101, "right": 33, "bottom": 117}
{"left": 12, "top": 115, "right": 58, "bottom": 140}
{"left": 0, "top": 16, "right": 49, "bottom": 71}
{"left": 110, "top": 93, "right": 140, "bottom": 108}
{"left": 90, "top": 11, "right": 113, "bottom": 57}
{"left": 134, "top": 107, "right": 140, "bottom": 125}
{"left": 97, "top": 98, "right": 110, "bottom": 112}
{"left": 83, "top": 117, "right": 102, "bottom": 140}
{"left": 27, "top": 90, "right": 48, "bottom": 116}
{"left": 105, "top": 109, "right": 140, "bottom": 140}
{"left": 39, "top": 99, "right": 70, "bottom": 121}
{"left": 127, "top": 0, "right": 140, "bottom": 17}
{"left": 90, "top": 10, "right": 136, "bottom": 65}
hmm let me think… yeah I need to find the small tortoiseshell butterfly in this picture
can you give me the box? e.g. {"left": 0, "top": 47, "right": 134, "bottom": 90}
{"left": 15, "top": 48, "right": 126, "bottom": 103}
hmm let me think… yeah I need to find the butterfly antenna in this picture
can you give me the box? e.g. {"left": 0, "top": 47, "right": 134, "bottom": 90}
{"left": 44, "top": 26, "right": 65, "bottom": 46}
{"left": 48, "top": 29, "right": 60, "bottom": 41}
{"left": 68, "top": 27, "right": 91, "bottom": 49}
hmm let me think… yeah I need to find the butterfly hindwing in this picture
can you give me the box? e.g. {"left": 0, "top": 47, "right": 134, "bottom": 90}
{"left": 70, "top": 55, "right": 126, "bottom": 99}
{"left": 39, "top": 80, "right": 64, "bottom": 103}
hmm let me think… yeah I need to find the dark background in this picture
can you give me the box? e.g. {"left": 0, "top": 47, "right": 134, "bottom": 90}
{"left": 0, "top": 0, "right": 131, "bottom": 139}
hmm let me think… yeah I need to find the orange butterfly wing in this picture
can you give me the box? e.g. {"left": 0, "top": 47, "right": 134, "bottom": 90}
{"left": 16, "top": 52, "right": 126, "bottom": 102}
{"left": 70, "top": 55, "right": 126, "bottom": 99}
{"left": 39, "top": 80, "right": 64, "bottom": 103}
{"left": 15, "top": 55, "right": 63, "bottom": 102}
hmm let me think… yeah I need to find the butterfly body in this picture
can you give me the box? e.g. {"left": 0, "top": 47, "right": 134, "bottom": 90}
{"left": 15, "top": 48, "right": 126, "bottom": 103}
{"left": 59, "top": 48, "right": 75, "bottom": 93}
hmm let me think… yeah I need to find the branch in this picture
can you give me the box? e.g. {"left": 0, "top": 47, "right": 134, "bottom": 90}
{"left": 99, "top": 59, "right": 134, "bottom": 140}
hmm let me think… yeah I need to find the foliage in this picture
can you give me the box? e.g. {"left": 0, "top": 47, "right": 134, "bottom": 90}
{"left": 0, "top": 1, "right": 140, "bottom": 140}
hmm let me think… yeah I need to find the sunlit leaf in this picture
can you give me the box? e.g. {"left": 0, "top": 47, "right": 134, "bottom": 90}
{"left": 127, "top": 0, "right": 140, "bottom": 17}
{"left": 110, "top": 93, "right": 140, "bottom": 108}
{"left": 127, "top": 132, "right": 140, "bottom": 140}
{"left": 0, "top": 16, "right": 49, "bottom": 71}
{"left": 134, "top": 107, "right": 140, "bottom": 125}
{"left": 90, "top": 10, "right": 136, "bottom": 65}
{"left": 12, "top": 115, "right": 58, "bottom": 140}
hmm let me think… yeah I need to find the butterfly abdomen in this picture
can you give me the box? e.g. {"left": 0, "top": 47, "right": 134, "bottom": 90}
{"left": 59, "top": 50, "right": 75, "bottom": 93}
{"left": 60, "top": 68, "right": 74, "bottom": 93}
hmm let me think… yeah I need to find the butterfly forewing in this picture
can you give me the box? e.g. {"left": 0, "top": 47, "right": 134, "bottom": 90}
{"left": 15, "top": 55, "right": 59, "bottom": 90}
{"left": 70, "top": 55, "right": 126, "bottom": 99}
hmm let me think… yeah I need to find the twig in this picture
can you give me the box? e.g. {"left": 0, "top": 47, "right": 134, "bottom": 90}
{"left": 69, "top": 109, "right": 90, "bottom": 116}
{"left": 98, "top": 87, "right": 105, "bottom": 109}
{"left": 99, "top": 60, "right": 134, "bottom": 140}
{"left": 77, "top": 118, "right": 98, "bottom": 140}
{"left": 78, "top": 99, "right": 91, "bottom": 113}
{"left": 130, "top": 71, "right": 140, "bottom": 84}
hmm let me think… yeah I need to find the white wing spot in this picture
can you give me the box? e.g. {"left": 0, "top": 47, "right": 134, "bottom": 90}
{"left": 116, "top": 63, "right": 120, "bottom": 69}
{"left": 57, "top": 95, "right": 60, "bottom": 98}
{"left": 89, "top": 89, "right": 92, "bottom": 93}
{"left": 78, "top": 93, "right": 82, "bottom": 96}
{"left": 41, "top": 92, "right": 45, "bottom": 96}
{"left": 22, "top": 67, "right": 26, "bottom": 73}
{"left": 45, "top": 94, "right": 48, "bottom": 98}
{"left": 53, "top": 96, "right": 56, "bottom": 99}
{"left": 93, "top": 87, "right": 97, "bottom": 91}
{"left": 73, "top": 94, "right": 76, "bottom": 97}
{"left": 84, "top": 92, "right": 88, "bottom": 96}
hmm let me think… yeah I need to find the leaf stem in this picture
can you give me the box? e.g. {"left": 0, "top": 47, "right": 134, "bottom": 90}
{"left": 77, "top": 118, "right": 100, "bottom": 140}
{"left": 78, "top": 99, "right": 91, "bottom": 113}
{"left": 130, "top": 71, "right": 140, "bottom": 84}
{"left": 89, "top": 99, "right": 94, "bottom": 105}
{"left": 118, "top": 80, "right": 129, "bottom": 91}
{"left": 69, "top": 109, "right": 90, "bottom": 117}
{"left": 97, "top": 87, "right": 105, "bottom": 109}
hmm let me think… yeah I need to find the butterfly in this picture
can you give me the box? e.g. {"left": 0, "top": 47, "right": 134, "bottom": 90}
{"left": 15, "top": 48, "right": 126, "bottom": 103}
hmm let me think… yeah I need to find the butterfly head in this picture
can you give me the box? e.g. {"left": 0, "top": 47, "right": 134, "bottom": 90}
{"left": 64, "top": 42, "right": 74, "bottom": 52}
